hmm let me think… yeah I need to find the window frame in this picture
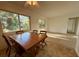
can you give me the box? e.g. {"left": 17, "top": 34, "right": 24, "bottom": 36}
{"left": 0, "top": 9, "right": 31, "bottom": 32}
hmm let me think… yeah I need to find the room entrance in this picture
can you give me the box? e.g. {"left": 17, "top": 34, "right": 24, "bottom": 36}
{"left": 67, "top": 18, "right": 77, "bottom": 34}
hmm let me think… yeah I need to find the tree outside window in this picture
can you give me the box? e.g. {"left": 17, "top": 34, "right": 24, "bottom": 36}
{"left": 0, "top": 10, "right": 30, "bottom": 32}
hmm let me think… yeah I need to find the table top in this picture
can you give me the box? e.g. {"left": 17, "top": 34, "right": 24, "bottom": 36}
{"left": 7, "top": 32, "right": 47, "bottom": 50}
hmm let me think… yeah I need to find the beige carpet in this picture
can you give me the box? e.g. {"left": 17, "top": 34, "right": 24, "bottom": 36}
{"left": 0, "top": 37, "right": 77, "bottom": 57}
{"left": 36, "top": 37, "right": 77, "bottom": 57}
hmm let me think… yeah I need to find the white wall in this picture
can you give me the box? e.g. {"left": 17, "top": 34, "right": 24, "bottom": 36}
{"left": 47, "top": 16, "right": 68, "bottom": 33}
{"left": 31, "top": 15, "right": 74, "bottom": 34}
{"left": 31, "top": 11, "right": 79, "bottom": 34}
{"left": 31, "top": 15, "right": 48, "bottom": 32}
{"left": 31, "top": 16, "right": 68, "bottom": 34}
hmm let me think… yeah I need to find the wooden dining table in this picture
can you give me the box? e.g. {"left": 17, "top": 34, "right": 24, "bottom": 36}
{"left": 5, "top": 32, "right": 47, "bottom": 56}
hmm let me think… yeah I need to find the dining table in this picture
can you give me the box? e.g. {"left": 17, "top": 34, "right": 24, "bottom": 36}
{"left": 5, "top": 32, "right": 47, "bottom": 56}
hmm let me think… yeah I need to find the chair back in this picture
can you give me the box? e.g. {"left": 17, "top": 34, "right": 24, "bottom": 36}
{"left": 16, "top": 30, "right": 24, "bottom": 34}
{"left": 40, "top": 30, "right": 47, "bottom": 34}
{"left": 2, "top": 34, "right": 12, "bottom": 47}
{"left": 8, "top": 36, "right": 25, "bottom": 56}
{"left": 33, "top": 30, "right": 38, "bottom": 34}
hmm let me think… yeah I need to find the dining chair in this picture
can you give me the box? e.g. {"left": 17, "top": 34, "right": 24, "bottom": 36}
{"left": 2, "top": 34, "right": 13, "bottom": 57}
{"left": 33, "top": 30, "right": 38, "bottom": 34}
{"left": 39, "top": 30, "right": 47, "bottom": 48}
{"left": 16, "top": 30, "right": 24, "bottom": 34}
{"left": 3, "top": 34, "right": 25, "bottom": 57}
{"left": 40, "top": 30, "right": 47, "bottom": 34}
{"left": 8, "top": 37, "right": 26, "bottom": 57}
{"left": 26, "top": 43, "right": 40, "bottom": 57}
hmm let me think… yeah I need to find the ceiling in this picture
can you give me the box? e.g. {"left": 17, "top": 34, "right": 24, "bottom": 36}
{"left": 0, "top": 1, "right": 79, "bottom": 18}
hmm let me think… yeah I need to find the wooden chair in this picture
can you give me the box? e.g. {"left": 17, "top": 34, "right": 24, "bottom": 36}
{"left": 40, "top": 30, "right": 47, "bottom": 34}
{"left": 8, "top": 37, "right": 26, "bottom": 57}
{"left": 3, "top": 34, "right": 26, "bottom": 57}
{"left": 16, "top": 30, "right": 24, "bottom": 34}
{"left": 39, "top": 30, "right": 47, "bottom": 48}
{"left": 33, "top": 30, "right": 38, "bottom": 34}
{"left": 2, "top": 34, "right": 13, "bottom": 56}
{"left": 26, "top": 43, "right": 40, "bottom": 57}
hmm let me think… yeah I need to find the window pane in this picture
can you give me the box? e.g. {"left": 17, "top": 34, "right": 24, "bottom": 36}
{"left": 19, "top": 15, "right": 30, "bottom": 31}
{"left": 0, "top": 10, "right": 19, "bottom": 32}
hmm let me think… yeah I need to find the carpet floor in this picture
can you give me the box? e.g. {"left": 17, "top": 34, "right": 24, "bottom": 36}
{"left": 36, "top": 37, "right": 77, "bottom": 57}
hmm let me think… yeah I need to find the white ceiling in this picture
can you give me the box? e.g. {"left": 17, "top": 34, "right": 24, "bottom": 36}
{"left": 0, "top": 1, "right": 79, "bottom": 18}
{"left": 32, "top": 1, "right": 79, "bottom": 17}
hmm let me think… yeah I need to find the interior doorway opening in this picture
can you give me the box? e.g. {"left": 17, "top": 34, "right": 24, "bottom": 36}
{"left": 67, "top": 17, "right": 78, "bottom": 35}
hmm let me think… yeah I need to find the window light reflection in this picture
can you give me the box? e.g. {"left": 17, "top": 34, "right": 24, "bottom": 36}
{"left": 16, "top": 32, "right": 30, "bottom": 45}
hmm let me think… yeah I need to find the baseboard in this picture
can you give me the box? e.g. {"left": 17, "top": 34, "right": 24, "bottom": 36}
{"left": 47, "top": 31, "right": 67, "bottom": 34}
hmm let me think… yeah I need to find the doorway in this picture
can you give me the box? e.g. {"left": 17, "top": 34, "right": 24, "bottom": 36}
{"left": 67, "top": 18, "right": 77, "bottom": 34}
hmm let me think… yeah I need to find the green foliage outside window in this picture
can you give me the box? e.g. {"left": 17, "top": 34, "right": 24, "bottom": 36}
{"left": 0, "top": 10, "right": 30, "bottom": 32}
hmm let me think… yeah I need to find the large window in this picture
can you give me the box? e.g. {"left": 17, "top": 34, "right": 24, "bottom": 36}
{"left": 19, "top": 15, "right": 30, "bottom": 31}
{"left": 0, "top": 10, "right": 30, "bottom": 32}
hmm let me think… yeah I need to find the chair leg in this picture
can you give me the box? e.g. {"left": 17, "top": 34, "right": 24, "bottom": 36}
{"left": 44, "top": 42, "right": 47, "bottom": 46}
{"left": 6, "top": 47, "right": 11, "bottom": 57}
{"left": 6, "top": 47, "right": 9, "bottom": 54}
{"left": 8, "top": 47, "right": 11, "bottom": 57}
{"left": 15, "top": 51, "right": 24, "bottom": 57}
{"left": 15, "top": 52, "right": 17, "bottom": 57}
{"left": 40, "top": 42, "right": 47, "bottom": 48}
{"left": 15, "top": 52, "right": 20, "bottom": 57}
